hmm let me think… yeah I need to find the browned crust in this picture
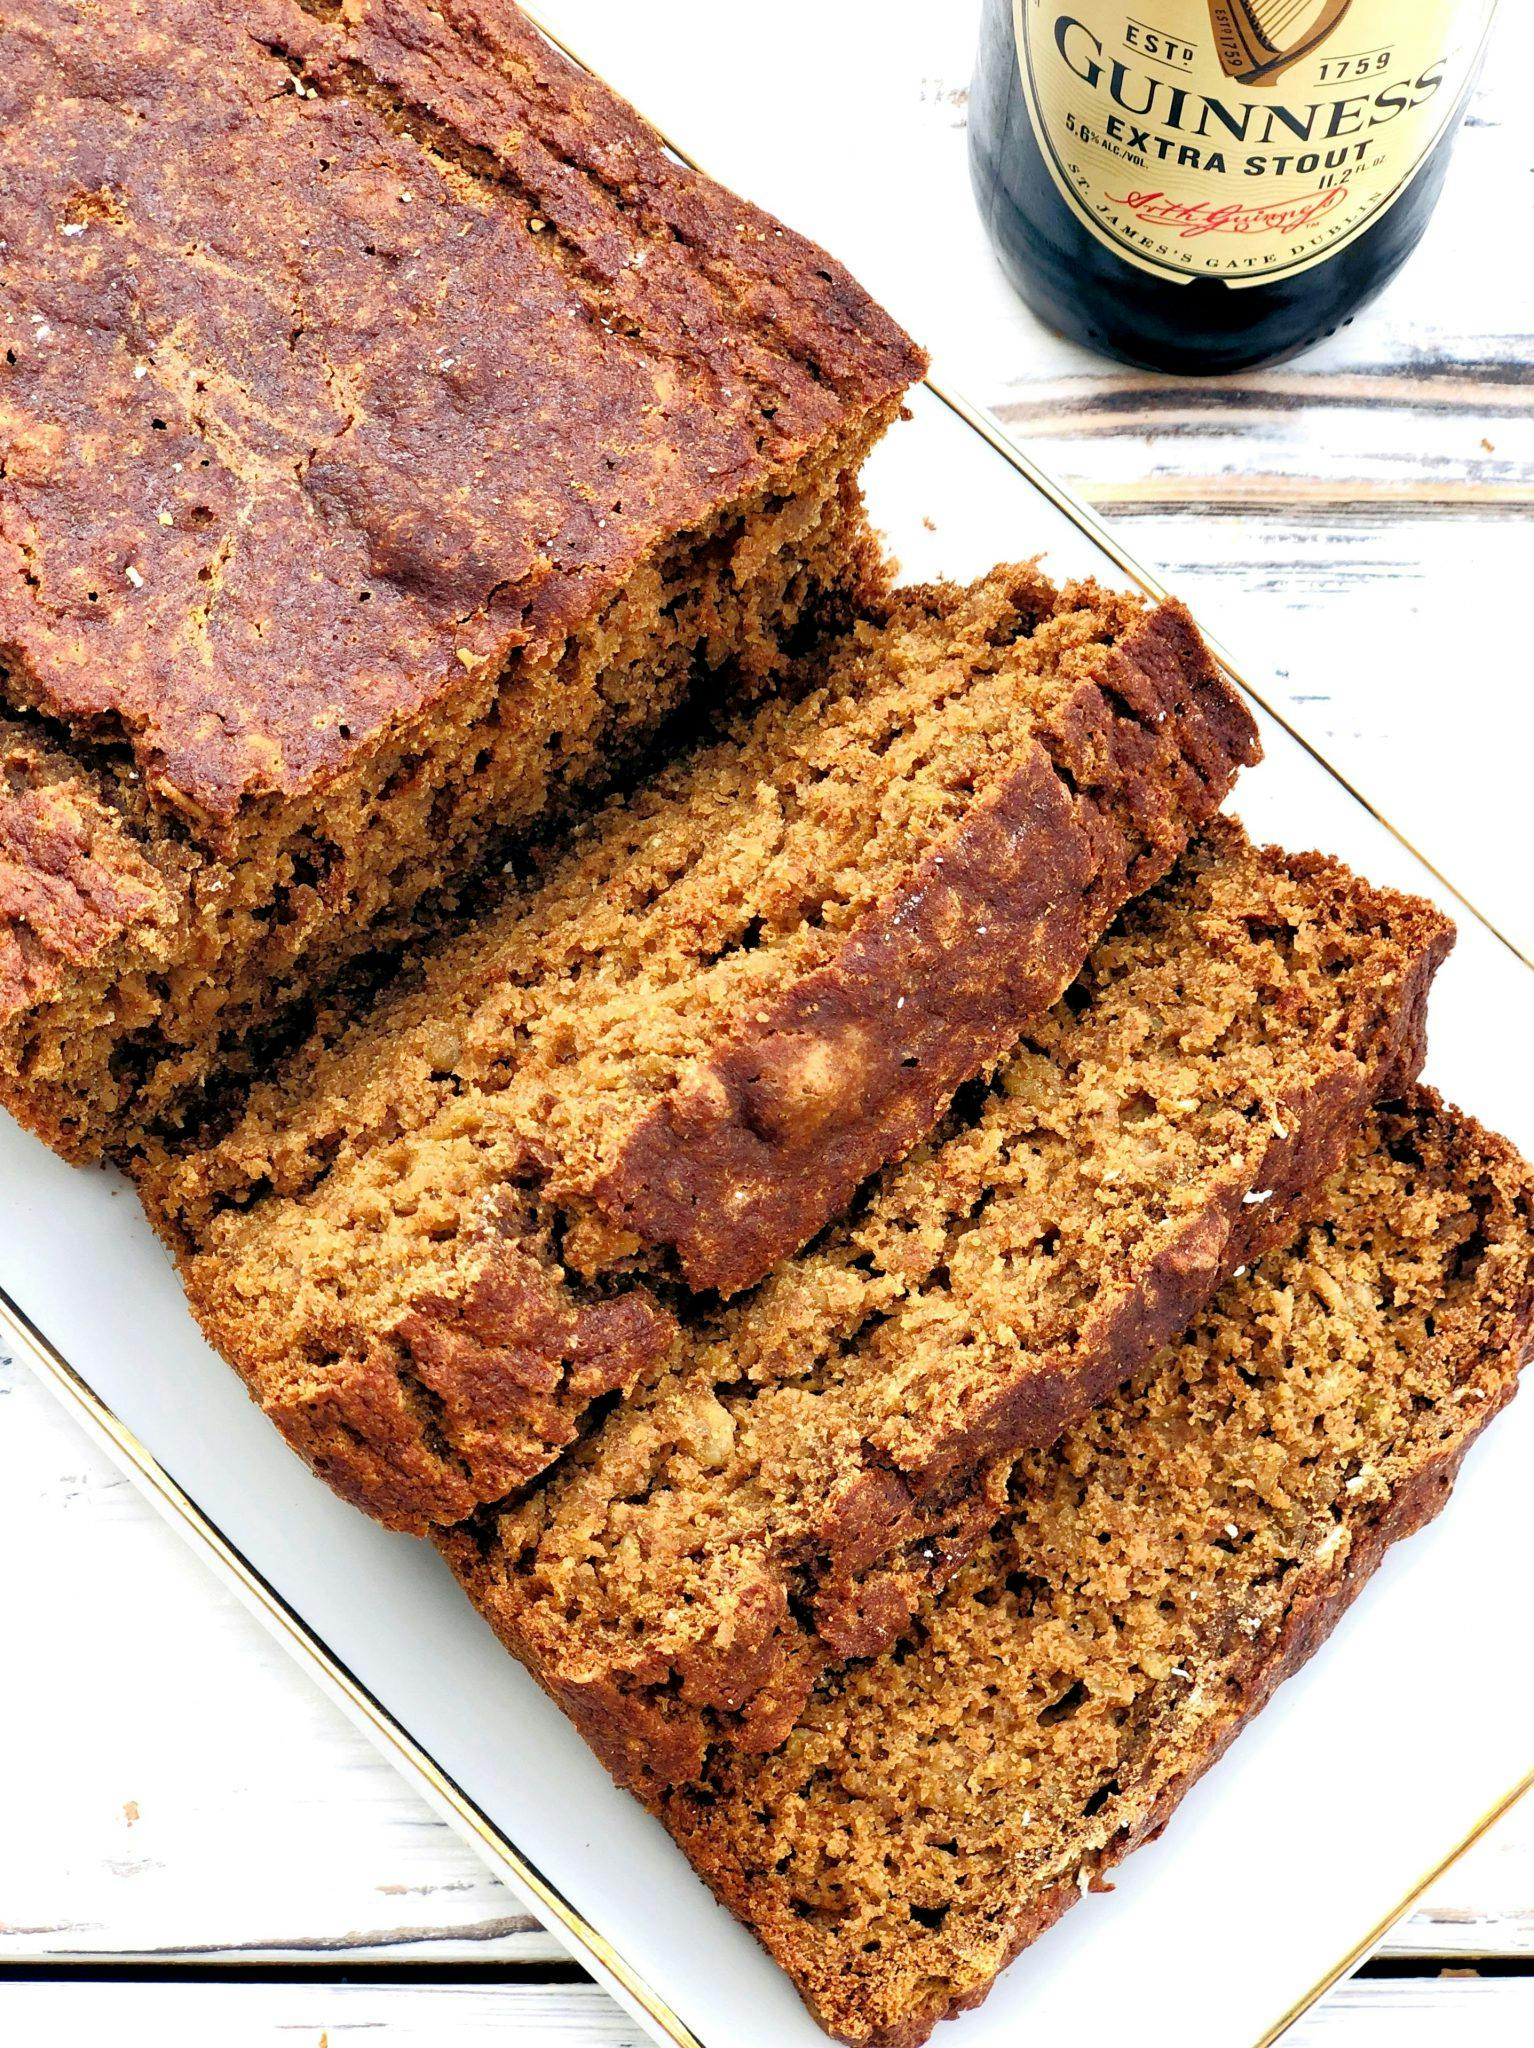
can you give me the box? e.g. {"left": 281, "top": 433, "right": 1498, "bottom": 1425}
{"left": 263, "top": 1293, "right": 678, "bottom": 1531}
{"left": 197, "top": 1194, "right": 677, "bottom": 1531}
{"left": 593, "top": 600, "right": 1260, "bottom": 1295}
{"left": 0, "top": 0, "right": 922, "bottom": 824}
{"left": 381, "top": 1241, "right": 676, "bottom": 1523}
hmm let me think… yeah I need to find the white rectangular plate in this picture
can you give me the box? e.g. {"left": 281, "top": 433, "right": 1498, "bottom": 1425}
{"left": 6, "top": 375, "right": 1533, "bottom": 2048}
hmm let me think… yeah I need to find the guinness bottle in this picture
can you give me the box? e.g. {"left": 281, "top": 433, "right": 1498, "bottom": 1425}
{"left": 969, "top": 1, "right": 1497, "bottom": 372}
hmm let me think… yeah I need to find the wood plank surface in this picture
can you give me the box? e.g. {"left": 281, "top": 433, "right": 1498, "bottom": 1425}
{"left": 4, "top": 1978, "right": 1534, "bottom": 2048}
{"left": 3, "top": 1, "right": 1530, "bottom": 2043}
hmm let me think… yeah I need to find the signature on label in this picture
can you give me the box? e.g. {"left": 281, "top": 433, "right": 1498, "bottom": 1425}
{"left": 1103, "top": 187, "right": 1351, "bottom": 239}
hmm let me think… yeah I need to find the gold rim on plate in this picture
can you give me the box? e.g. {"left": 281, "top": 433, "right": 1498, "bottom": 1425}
{"left": 6, "top": 14, "right": 1531, "bottom": 2045}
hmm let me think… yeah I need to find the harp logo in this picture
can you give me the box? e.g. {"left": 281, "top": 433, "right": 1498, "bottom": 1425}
{"left": 1012, "top": 0, "right": 1494, "bottom": 282}
{"left": 1207, "top": 2, "right": 1354, "bottom": 89}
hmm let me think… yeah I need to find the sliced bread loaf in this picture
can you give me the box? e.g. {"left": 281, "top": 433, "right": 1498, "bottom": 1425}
{"left": 141, "top": 564, "right": 1256, "bottom": 1529}
{"left": 440, "top": 821, "right": 1453, "bottom": 1789}
{"left": 655, "top": 1089, "right": 1534, "bottom": 2045}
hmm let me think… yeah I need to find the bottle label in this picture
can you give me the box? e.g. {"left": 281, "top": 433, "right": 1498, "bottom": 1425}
{"left": 1011, "top": 0, "right": 1495, "bottom": 284}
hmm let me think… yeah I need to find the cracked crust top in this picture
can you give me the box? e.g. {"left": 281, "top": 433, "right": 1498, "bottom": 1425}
{"left": 0, "top": 0, "right": 921, "bottom": 830}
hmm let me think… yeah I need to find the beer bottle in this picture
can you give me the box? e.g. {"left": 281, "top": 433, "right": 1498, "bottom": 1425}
{"left": 969, "top": 1, "right": 1498, "bottom": 372}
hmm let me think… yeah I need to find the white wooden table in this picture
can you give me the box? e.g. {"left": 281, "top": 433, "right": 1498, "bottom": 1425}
{"left": 3, "top": 5, "right": 1530, "bottom": 2043}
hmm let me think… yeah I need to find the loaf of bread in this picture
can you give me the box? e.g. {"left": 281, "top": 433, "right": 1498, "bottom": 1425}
{"left": 0, "top": 0, "right": 922, "bottom": 1159}
{"left": 141, "top": 564, "right": 1256, "bottom": 1530}
{"left": 652, "top": 1090, "right": 1534, "bottom": 2045}
{"left": 11, "top": 21, "right": 1513, "bottom": 2048}
{"left": 440, "top": 821, "right": 1452, "bottom": 1789}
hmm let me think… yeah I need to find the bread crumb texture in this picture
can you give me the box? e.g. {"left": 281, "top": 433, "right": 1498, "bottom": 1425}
{"left": 440, "top": 818, "right": 1452, "bottom": 1788}
{"left": 0, "top": 0, "right": 922, "bottom": 1156}
{"left": 143, "top": 564, "right": 1255, "bottom": 1529}
{"left": 658, "top": 1091, "right": 1534, "bottom": 2047}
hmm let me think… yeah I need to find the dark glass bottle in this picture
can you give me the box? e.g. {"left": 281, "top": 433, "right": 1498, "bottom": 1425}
{"left": 969, "top": 0, "right": 1496, "bottom": 373}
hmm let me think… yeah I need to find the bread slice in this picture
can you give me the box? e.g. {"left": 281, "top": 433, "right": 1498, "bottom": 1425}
{"left": 439, "top": 821, "right": 1453, "bottom": 1789}
{"left": 654, "top": 1090, "right": 1534, "bottom": 2046}
{"left": 141, "top": 564, "right": 1257, "bottom": 1530}
{"left": 0, "top": 0, "right": 922, "bottom": 1160}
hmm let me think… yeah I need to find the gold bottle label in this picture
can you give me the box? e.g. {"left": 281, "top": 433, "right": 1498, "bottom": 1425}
{"left": 1011, "top": 0, "right": 1495, "bottom": 285}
